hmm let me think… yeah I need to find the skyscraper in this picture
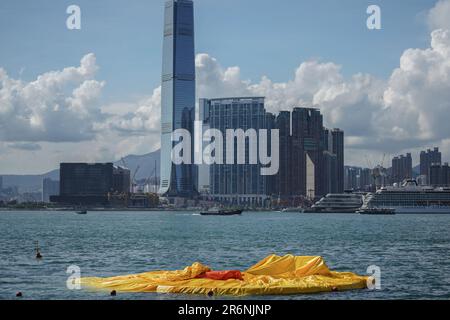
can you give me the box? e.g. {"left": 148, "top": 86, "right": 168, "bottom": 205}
{"left": 269, "top": 108, "right": 344, "bottom": 201}
{"left": 291, "top": 107, "right": 325, "bottom": 198}
{"left": 331, "top": 129, "right": 344, "bottom": 193}
{"left": 201, "top": 97, "right": 270, "bottom": 206}
{"left": 159, "top": 0, "right": 196, "bottom": 197}
{"left": 420, "top": 147, "right": 442, "bottom": 184}
{"left": 391, "top": 153, "right": 412, "bottom": 184}
{"left": 276, "top": 111, "right": 292, "bottom": 198}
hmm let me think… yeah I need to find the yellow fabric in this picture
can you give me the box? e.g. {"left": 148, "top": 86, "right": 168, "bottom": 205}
{"left": 82, "top": 254, "right": 368, "bottom": 296}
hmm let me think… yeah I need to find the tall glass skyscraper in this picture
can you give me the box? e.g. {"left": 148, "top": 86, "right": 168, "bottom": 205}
{"left": 159, "top": 0, "right": 196, "bottom": 197}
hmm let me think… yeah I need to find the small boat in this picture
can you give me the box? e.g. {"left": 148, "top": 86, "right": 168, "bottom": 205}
{"left": 200, "top": 208, "right": 242, "bottom": 216}
{"left": 281, "top": 207, "right": 302, "bottom": 213}
{"left": 357, "top": 208, "right": 396, "bottom": 215}
{"left": 76, "top": 210, "right": 87, "bottom": 215}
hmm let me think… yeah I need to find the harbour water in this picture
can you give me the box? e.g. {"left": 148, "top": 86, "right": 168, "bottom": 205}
{"left": 1, "top": 211, "right": 449, "bottom": 300}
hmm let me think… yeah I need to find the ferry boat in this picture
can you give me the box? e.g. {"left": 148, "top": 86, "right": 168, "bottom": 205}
{"left": 362, "top": 180, "right": 450, "bottom": 214}
{"left": 200, "top": 208, "right": 243, "bottom": 216}
{"left": 303, "top": 193, "right": 363, "bottom": 213}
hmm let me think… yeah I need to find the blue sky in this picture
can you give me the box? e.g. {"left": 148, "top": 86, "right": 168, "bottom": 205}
{"left": 2, "top": 0, "right": 450, "bottom": 174}
{"left": 0, "top": 0, "right": 433, "bottom": 103}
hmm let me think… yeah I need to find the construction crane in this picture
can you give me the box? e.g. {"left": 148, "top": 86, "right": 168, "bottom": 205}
{"left": 366, "top": 153, "right": 388, "bottom": 189}
{"left": 132, "top": 165, "right": 140, "bottom": 193}
{"left": 143, "top": 160, "right": 158, "bottom": 193}
{"left": 120, "top": 157, "right": 127, "bottom": 169}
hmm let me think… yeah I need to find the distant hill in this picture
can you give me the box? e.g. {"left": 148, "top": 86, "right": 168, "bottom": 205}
{"left": 1, "top": 170, "right": 59, "bottom": 193}
{"left": 114, "top": 149, "right": 160, "bottom": 181}
{"left": 1, "top": 149, "right": 160, "bottom": 192}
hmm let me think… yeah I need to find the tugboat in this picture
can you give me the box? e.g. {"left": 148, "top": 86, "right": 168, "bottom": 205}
{"left": 200, "top": 207, "right": 243, "bottom": 216}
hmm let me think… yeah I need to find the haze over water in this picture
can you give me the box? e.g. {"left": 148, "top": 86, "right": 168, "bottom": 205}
{"left": 1, "top": 211, "right": 449, "bottom": 300}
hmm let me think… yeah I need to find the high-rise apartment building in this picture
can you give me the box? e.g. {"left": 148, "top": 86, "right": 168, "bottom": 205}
{"left": 391, "top": 153, "right": 413, "bottom": 184}
{"left": 420, "top": 147, "right": 442, "bottom": 184}
{"left": 291, "top": 107, "right": 326, "bottom": 198}
{"left": 200, "top": 97, "right": 270, "bottom": 206}
{"left": 331, "top": 129, "right": 345, "bottom": 193}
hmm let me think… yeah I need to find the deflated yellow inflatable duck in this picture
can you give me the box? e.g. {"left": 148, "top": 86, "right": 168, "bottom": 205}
{"left": 82, "top": 254, "right": 368, "bottom": 296}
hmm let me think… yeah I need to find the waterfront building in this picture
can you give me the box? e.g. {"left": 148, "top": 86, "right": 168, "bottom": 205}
{"left": 391, "top": 153, "right": 412, "bottom": 184}
{"left": 359, "top": 168, "right": 373, "bottom": 191}
{"left": 430, "top": 163, "right": 450, "bottom": 187}
{"left": 197, "top": 98, "right": 212, "bottom": 195}
{"left": 159, "top": 0, "right": 197, "bottom": 198}
{"left": 331, "top": 129, "right": 345, "bottom": 193}
{"left": 344, "top": 167, "right": 359, "bottom": 191}
{"left": 51, "top": 163, "right": 130, "bottom": 205}
{"left": 291, "top": 107, "right": 326, "bottom": 198}
{"left": 420, "top": 147, "right": 442, "bottom": 184}
{"left": 42, "top": 178, "right": 59, "bottom": 203}
{"left": 266, "top": 108, "right": 344, "bottom": 201}
{"left": 265, "top": 112, "right": 277, "bottom": 197}
{"left": 276, "top": 111, "right": 293, "bottom": 198}
{"left": 112, "top": 166, "right": 131, "bottom": 193}
{"left": 200, "top": 97, "right": 269, "bottom": 206}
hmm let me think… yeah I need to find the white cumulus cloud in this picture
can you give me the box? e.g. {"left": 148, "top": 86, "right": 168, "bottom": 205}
{"left": 0, "top": 53, "right": 105, "bottom": 142}
{"left": 428, "top": 0, "right": 450, "bottom": 30}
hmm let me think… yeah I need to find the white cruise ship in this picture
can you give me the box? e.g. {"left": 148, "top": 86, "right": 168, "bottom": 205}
{"left": 362, "top": 180, "right": 450, "bottom": 214}
{"left": 304, "top": 193, "right": 363, "bottom": 213}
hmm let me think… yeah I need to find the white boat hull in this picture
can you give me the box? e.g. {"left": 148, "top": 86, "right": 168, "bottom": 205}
{"left": 376, "top": 206, "right": 450, "bottom": 214}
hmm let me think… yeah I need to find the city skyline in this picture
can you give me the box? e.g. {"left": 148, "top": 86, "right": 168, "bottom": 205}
{"left": 1, "top": 0, "right": 450, "bottom": 174}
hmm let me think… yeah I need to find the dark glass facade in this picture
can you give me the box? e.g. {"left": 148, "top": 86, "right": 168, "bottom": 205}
{"left": 159, "top": 0, "right": 196, "bottom": 197}
{"left": 430, "top": 163, "right": 450, "bottom": 187}
{"left": 51, "top": 163, "right": 130, "bottom": 205}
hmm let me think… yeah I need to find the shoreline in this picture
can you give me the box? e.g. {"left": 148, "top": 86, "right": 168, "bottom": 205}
{"left": 0, "top": 208, "right": 276, "bottom": 213}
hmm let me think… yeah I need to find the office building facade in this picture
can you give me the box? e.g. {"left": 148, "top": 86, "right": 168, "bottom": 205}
{"left": 51, "top": 163, "right": 130, "bottom": 205}
{"left": 159, "top": 0, "right": 196, "bottom": 197}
